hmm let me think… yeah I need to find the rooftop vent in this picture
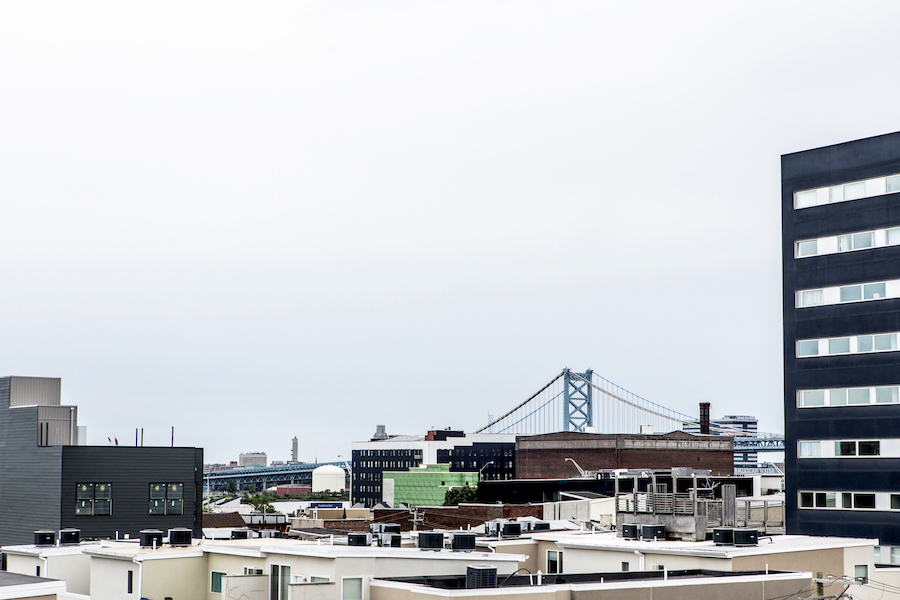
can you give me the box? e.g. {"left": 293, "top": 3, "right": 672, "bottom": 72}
{"left": 59, "top": 528, "right": 80, "bottom": 545}
{"left": 34, "top": 530, "right": 56, "bottom": 546}
{"left": 168, "top": 528, "right": 192, "bottom": 547}
{"left": 417, "top": 532, "right": 444, "bottom": 550}
{"left": 466, "top": 565, "right": 497, "bottom": 589}
{"left": 532, "top": 521, "right": 551, "bottom": 531}
{"left": 139, "top": 529, "right": 164, "bottom": 548}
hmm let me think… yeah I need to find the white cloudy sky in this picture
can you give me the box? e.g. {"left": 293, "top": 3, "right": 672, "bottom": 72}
{"left": 2, "top": 2, "right": 898, "bottom": 463}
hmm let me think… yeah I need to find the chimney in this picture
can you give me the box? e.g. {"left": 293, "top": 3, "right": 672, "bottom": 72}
{"left": 699, "top": 402, "right": 711, "bottom": 435}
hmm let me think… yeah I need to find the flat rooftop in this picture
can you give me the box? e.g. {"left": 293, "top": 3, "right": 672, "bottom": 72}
{"left": 380, "top": 568, "right": 799, "bottom": 589}
{"left": 531, "top": 531, "right": 877, "bottom": 558}
{"left": 79, "top": 538, "right": 525, "bottom": 563}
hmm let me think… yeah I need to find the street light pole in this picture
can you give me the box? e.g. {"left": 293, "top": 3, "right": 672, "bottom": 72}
{"left": 479, "top": 461, "right": 495, "bottom": 482}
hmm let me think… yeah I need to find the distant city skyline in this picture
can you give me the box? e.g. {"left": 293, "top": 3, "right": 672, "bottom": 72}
{"left": 3, "top": 2, "right": 900, "bottom": 463}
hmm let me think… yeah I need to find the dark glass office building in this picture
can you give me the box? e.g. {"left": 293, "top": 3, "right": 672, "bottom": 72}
{"left": 783, "top": 131, "right": 900, "bottom": 549}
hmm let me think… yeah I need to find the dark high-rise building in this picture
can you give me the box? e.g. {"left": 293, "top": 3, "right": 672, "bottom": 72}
{"left": 783, "top": 132, "right": 900, "bottom": 550}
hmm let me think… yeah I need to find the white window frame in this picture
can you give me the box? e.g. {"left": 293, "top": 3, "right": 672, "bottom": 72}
{"left": 211, "top": 570, "right": 226, "bottom": 594}
{"left": 547, "top": 549, "right": 563, "bottom": 574}
{"left": 799, "top": 439, "right": 889, "bottom": 458}
{"left": 797, "top": 386, "right": 900, "bottom": 408}
{"left": 341, "top": 576, "right": 364, "bottom": 600}
{"left": 797, "top": 331, "right": 900, "bottom": 358}
{"left": 796, "top": 279, "right": 900, "bottom": 309}
{"left": 795, "top": 229, "right": 887, "bottom": 257}
{"left": 270, "top": 564, "right": 291, "bottom": 600}
{"left": 243, "top": 566, "right": 264, "bottom": 575}
{"left": 798, "top": 490, "right": 894, "bottom": 511}
{"left": 794, "top": 173, "right": 898, "bottom": 210}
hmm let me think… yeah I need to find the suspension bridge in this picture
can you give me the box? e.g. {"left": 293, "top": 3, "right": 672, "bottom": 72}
{"left": 476, "top": 368, "right": 784, "bottom": 452}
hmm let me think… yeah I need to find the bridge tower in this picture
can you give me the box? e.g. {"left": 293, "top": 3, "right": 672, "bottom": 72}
{"left": 563, "top": 368, "right": 593, "bottom": 432}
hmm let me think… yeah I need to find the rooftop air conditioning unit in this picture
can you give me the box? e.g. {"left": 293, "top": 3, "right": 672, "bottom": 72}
{"left": 34, "top": 531, "right": 56, "bottom": 546}
{"left": 258, "top": 530, "right": 282, "bottom": 539}
{"left": 713, "top": 527, "right": 734, "bottom": 546}
{"left": 484, "top": 521, "right": 501, "bottom": 537}
{"left": 379, "top": 533, "right": 401, "bottom": 547}
{"left": 370, "top": 523, "right": 384, "bottom": 534}
{"left": 532, "top": 521, "right": 551, "bottom": 531}
{"left": 168, "top": 528, "right": 192, "bottom": 546}
{"left": 59, "top": 528, "right": 80, "bottom": 545}
{"left": 500, "top": 522, "right": 521, "bottom": 538}
{"left": 641, "top": 525, "right": 665, "bottom": 541}
{"left": 348, "top": 533, "right": 372, "bottom": 547}
{"left": 466, "top": 565, "right": 497, "bottom": 589}
{"left": 450, "top": 533, "right": 476, "bottom": 552}
{"left": 230, "top": 529, "right": 251, "bottom": 540}
{"left": 732, "top": 528, "right": 758, "bottom": 547}
{"left": 417, "top": 532, "right": 444, "bottom": 550}
{"left": 139, "top": 529, "right": 164, "bottom": 548}
{"left": 382, "top": 523, "right": 401, "bottom": 534}
{"left": 621, "top": 524, "right": 640, "bottom": 540}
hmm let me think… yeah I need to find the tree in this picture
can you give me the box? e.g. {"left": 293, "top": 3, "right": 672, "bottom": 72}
{"left": 226, "top": 480, "right": 237, "bottom": 494}
{"left": 443, "top": 484, "right": 477, "bottom": 506}
{"left": 243, "top": 491, "right": 277, "bottom": 514}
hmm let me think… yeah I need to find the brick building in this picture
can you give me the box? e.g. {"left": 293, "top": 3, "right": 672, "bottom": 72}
{"left": 515, "top": 430, "right": 734, "bottom": 479}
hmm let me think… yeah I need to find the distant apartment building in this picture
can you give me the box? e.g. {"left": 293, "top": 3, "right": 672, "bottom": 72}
{"left": 683, "top": 415, "right": 759, "bottom": 468}
{"left": 239, "top": 452, "right": 267, "bottom": 467}
{"left": 204, "top": 461, "right": 238, "bottom": 472}
{"left": 351, "top": 427, "right": 516, "bottom": 507}
{"left": 0, "top": 376, "right": 203, "bottom": 546}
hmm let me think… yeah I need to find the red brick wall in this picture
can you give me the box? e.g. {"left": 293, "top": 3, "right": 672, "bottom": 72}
{"left": 516, "top": 432, "right": 734, "bottom": 478}
{"left": 369, "top": 504, "right": 543, "bottom": 532}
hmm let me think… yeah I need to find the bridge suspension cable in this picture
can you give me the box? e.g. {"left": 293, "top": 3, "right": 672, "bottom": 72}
{"left": 476, "top": 368, "right": 783, "bottom": 444}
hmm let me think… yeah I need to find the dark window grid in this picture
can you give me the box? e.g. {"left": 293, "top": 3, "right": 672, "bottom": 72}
{"left": 149, "top": 482, "right": 185, "bottom": 515}
{"left": 76, "top": 483, "right": 112, "bottom": 516}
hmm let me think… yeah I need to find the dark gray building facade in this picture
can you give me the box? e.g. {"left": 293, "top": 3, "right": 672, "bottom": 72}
{"left": 0, "top": 376, "right": 203, "bottom": 546}
{"left": 783, "top": 132, "right": 900, "bottom": 549}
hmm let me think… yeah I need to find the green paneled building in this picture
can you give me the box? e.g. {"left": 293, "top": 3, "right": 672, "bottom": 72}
{"left": 383, "top": 465, "right": 478, "bottom": 507}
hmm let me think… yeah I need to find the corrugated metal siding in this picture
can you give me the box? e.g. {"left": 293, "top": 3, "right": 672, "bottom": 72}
{"left": 61, "top": 446, "right": 204, "bottom": 540}
{"left": 0, "top": 377, "right": 64, "bottom": 546}
{"left": 9, "top": 377, "right": 61, "bottom": 407}
{"left": 37, "top": 405, "right": 77, "bottom": 446}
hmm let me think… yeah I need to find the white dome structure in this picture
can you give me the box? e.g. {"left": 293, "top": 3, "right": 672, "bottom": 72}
{"left": 312, "top": 465, "right": 345, "bottom": 493}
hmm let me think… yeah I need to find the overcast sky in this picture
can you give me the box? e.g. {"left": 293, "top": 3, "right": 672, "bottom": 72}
{"left": 2, "top": 2, "right": 898, "bottom": 464}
